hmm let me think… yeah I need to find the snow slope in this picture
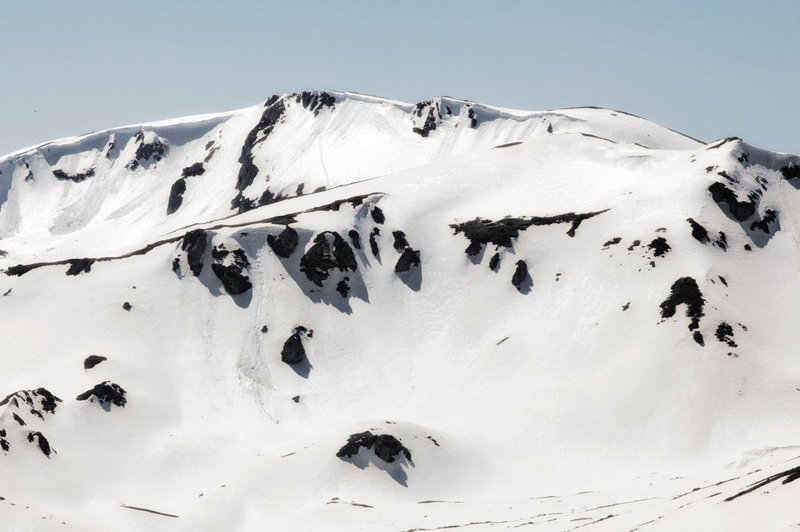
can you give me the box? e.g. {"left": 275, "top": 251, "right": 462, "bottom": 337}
{"left": 1, "top": 91, "right": 800, "bottom": 531}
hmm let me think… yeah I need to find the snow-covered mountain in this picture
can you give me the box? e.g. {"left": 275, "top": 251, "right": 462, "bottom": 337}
{"left": 1, "top": 90, "right": 799, "bottom": 531}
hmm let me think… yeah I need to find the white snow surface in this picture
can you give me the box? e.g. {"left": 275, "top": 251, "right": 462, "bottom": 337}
{"left": 1, "top": 91, "right": 800, "bottom": 531}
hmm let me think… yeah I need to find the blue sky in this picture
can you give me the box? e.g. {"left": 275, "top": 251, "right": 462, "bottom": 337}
{"left": 1, "top": 0, "right": 798, "bottom": 155}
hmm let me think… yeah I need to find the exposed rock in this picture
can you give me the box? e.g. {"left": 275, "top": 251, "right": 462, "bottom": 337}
{"left": 392, "top": 231, "right": 410, "bottom": 252}
{"left": 181, "top": 229, "right": 208, "bottom": 276}
{"left": 261, "top": 325, "right": 268, "bottom": 333}
{"left": 181, "top": 162, "right": 205, "bottom": 177}
{"left": 122, "top": 302, "right": 132, "bottom": 311}
{"left": 267, "top": 226, "right": 299, "bottom": 258}
{"left": 66, "top": 258, "right": 94, "bottom": 276}
{"left": 235, "top": 95, "right": 287, "bottom": 197}
{"left": 281, "top": 329, "right": 307, "bottom": 365}
{"left": 451, "top": 210, "right": 608, "bottom": 255}
{"left": 648, "top": 237, "right": 671, "bottom": 257}
{"left": 660, "top": 277, "right": 705, "bottom": 331}
{"left": 715, "top": 322, "right": 737, "bottom": 348}
{"left": 693, "top": 331, "right": 705, "bottom": 346}
{"left": 395, "top": 248, "right": 420, "bottom": 273}
{"left": 336, "top": 431, "right": 411, "bottom": 463}
{"left": 127, "top": 132, "right": 167, "bottom": 169}
{"left": 750, "top": 209, "right": 779, "bottom": 234}
{"left": 371, "top": 206, "right": 385, "bottom": 224}
{"left": 299, "top": 232, "right": 358, "bottom": 286}
{"left": 780, "top": 164, "right": 800, "bottom": 180}
{"left": 348, "top": 229, "right": 362, "bottom": 250}
{"left": 336, "top": 279, "right": 350, "bottom": 298}
{"left": 603, "top": 237, "right": 622, "bottom": 247}
{"left": 369, "top": 228, "right": 380, "bottom": 257}
{"left": 83, "top": 355, "right": 107, "bottom": 369}
{"left": 211, "top": 246, "right": 252, "bottom": 295}
{"left": 512, "top": 260, "right": 529, "bottom": 289}
{"left": 0, "top": 388, "right": 62, "bottom": 417}
{"left": 52, "top": 168, "right": 95, "bottom": 183}
{"left": 489, "top": 252, "right": 501, "bottom": 271}
{"left": 167, "top": 178, "right": 187, "bottom": 215}
{"left": 708, "top": 182, "right": 756, "bottom": 222}
{"left": 76, "top": 382, "right": 127, "bottom": 408}
{"left": 295, "top": 90, "right": 336, "bottom": 115}
{"left": 27, "top": 431, "right": 51, "bottom": 457}
{"left": 687, "top": 218, "right": 710, "bottom": 243}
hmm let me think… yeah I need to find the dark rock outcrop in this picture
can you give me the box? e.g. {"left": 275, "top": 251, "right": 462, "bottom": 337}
{"left": 83, "top": 355, "right": 107, "bottom": 369}
{"left": 708, "top": 182, "right": 757, "bottom": 222}
{"left": 451, "top": 210, "right": 608, "bottom": 255}
{"left": 295, "top": 90, "right": 336, "bottom": 115}
{"left": 348, "top": 229, "right": 361, "bottom": 250}
{"left": 167, "top": 178, "right": 187, "bottom": 215}
{"left": 660, "top": 277, "right": 705, "bottom": 331}
{"left": 76, "top": 382, "right": 127, "bottom": 408}
{"left": 299, "top": 232, "right": 358, "bottom": 286}
{"left": 211, "top": 246, "right": 252, "bottom": 295}
{"left": 234, "top": 95, "right": 287, "bottom": 209}
{"left": 489, "top": 252, "right": 501, "bottom": 271}
{"left": 336, "top": 431, "right": 411, "bottom": 463}
{"left": 66, "top": 258, "right": 94, "bottom": 276}
{"left": 281, "top": 329, "right": 307, "bottom": 365}
{"left": 181, "top": 162, "right": 205, "bottom": 177}
{"left": 371, "top": 206, "right": 385, "bottom": 224}
{"left": 392, "top": 231, "right": 410, "bottom": 252}
{"left": 512, "top": 260, "right": 529, "bottom": 288}
{"left": 395, "top": 248, "right": 420, "bottom": 273}
{"left": 369, "top": 228, "right": 380, "bottom": 257}
{"left": 267, "top": 226, "right": 299, "bottom": 258}
{"left": 715, "top": 322, "right": 737, "bottom": 348}
{"left": 647, "top": 237, "right": 671, "bottom": 257}
{"left": 122, "top": 302, "right": 132, "bottom": 311}
{"left": 27, "top": 431, "right": 51, "bottom": 457}
{"left": 780, "top": 164, "right": 800, "bottom": 180}
{"left": 181, "top": 229, "right": 208, "bottom": 276}
{"left": 52, "top": 168, "right": 95, "bottom": 183}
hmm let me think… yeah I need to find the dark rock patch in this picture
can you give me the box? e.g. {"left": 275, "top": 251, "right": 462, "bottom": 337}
{"left": 781, "top": 164, "right": 800, "bottom": 180}
{"left": 76, "top": 382, "right": 127, "bottom": 408}
{"left": 412, "top": 101, "right": 438, "bottom": 137}
{"left": 27, "top": 431, "right": 51, "bottom": 457}
{"left": 750, "top": 209, "right": 778, "bottom": 234}
{"left": 181, "top": 229, "right": 208, "bottom": 276}
{"left": 12, "top": 413, "right": 25, "bottom": 426}
{"left": 122, "top": 302, "right": 132, "bottom": 311}
{"left": 395, "top": 248, "right": 420, "bottom": 273}
{"left": 296, "top": 91, "right": 336, "bottom": 115}
{"left": 693, "top": 331, "right": 705, "bottom": 346}
{"left": 211, "top": 246, "right": 252, "bottom": 295}
{"left": 267, "top": 226, "right": 299, "bottom": 258}
{"left": 708, "top": 182, "right": 756, "bottom": 222}
{"left": 369, "top": 228, "right": 380, "bottom": 258}
{"left": 281, "top": 329, "right": 307, "bottom": 365}
{"left": 493, "top": 141, "right": 523, "bottom": 149}
{"left": 336, "top": 431, "right": 411, "bottom": 463}
{"left": 603, "top": 237, "right": 621, "bottom": 248}
{"left": 512, "top": 260, "right": 530, "bottom": 291}
{"left": 451, "top": 210, "right": 608, "bottom": 255}
{"left": 299, "top": 232, "right": 358, "bottom": 287}
{"left": 167, "top": 177, "right": 187, "bottom": 215}
{"left": 622, "top": 302, "right": 630, "bottom": 311}
{"left": 687, "top": 218, "right": 709, "bottom": 243}
{"left": 83, "top": 355, "right": 107, "bottom": 370}
{"left": 236, "top": 95, "right": 286, "bottom": 195}
{"left": 660, "top": 277, "right": 705, "bottom": 331}
{"left": 392, "top": 231, "right": 410, "bottom": 252}
{"left": 648, "top": 237, "right": 671, "bottom": 257}
{"left": 715, "top": 322, "right": 737, "bottom": 348}
{"left": 66, "top": 258, "right": 94, "bottom": 276}
{"left": 261, "top": 325, "right": 268, "bottom": 334}
{"left": 52, "top": 168, "right": 95, "bottom": 183}
{"left": 336, "top": 278, "right": 350, "bottom": 298}
{"left": 627, "top": 240, "right": 641, "bottom": 251}
{"left": 489, "top": 252, "right": 501, "bottom": 271}
{"left": 348, "top": 229, "right": 362, "bottom": 250}
{"left": 371, "top": 206, "right": 385, "bottom": 224}
{"left": 181, "top": 162, "right": 205, "bottom": 177}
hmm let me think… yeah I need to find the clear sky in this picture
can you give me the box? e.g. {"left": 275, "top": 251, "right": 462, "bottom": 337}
{"left": 1, "top": 0, "right": 798, "bottom": 156}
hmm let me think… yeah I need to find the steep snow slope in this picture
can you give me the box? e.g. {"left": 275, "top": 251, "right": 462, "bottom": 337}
{"left": 1, "top": 91, "right": 800, "bottom": 531}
